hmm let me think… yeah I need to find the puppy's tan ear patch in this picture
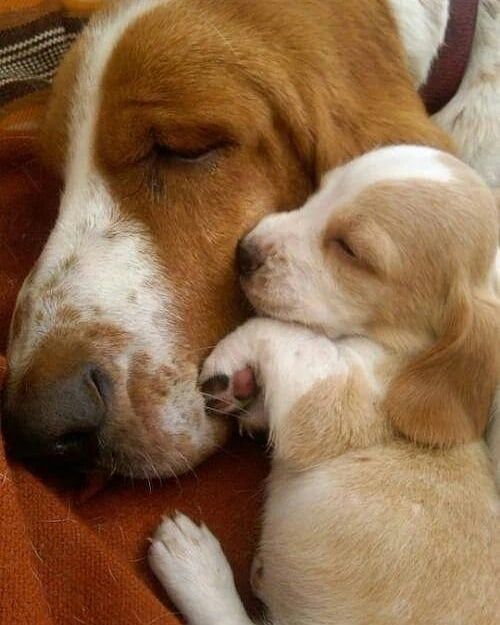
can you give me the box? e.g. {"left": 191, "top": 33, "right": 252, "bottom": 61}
{"left": 385, "top": 290, "right": 499, "bottom": 447}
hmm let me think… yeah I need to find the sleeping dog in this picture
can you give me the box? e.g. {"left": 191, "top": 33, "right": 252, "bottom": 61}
{"left": 149, "top": 146, "right": 499, "bottom": 625}
{"left": 4, "top": 0, "right": 500, "bottom": 478}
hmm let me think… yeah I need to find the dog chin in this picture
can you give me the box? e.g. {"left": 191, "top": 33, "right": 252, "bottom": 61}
{"left": 244, "top": 288, "right": 352, "bottom": 342}
{"left": 243, "top": 286, "right": 291, "bottom": 322}
{"left": 245, "top": 292, "right": 318, "bottom": 334}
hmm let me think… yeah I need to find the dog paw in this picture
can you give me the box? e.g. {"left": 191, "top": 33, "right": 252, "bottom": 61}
{"left": 149, "top": 512, "right": 249, "bottom": 625}
{"left": 201, "top": 365, "right": 267, "bottom": 435}
{"left": 201, "top": 366, "right": 258, "bottom": 413}
{"left": 199, "top": 319, "right": 271, "bottom": 431}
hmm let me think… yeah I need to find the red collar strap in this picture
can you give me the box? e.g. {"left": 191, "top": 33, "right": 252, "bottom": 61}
{"left": 419, "top": 0, "right": 479, "bottom": 115}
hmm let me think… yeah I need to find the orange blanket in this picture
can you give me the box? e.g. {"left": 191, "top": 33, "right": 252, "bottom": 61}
{"left": 0, "top": 3, "right": 267, "bottom": 623}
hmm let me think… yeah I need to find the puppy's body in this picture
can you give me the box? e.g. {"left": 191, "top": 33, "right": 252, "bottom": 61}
{"left": 255, "top": 335, "right": 498, "bottom": 625}
{"left": 265, "top": 443, "right": 497, "bottom": 625}
{"left": 150, "top": 323, "right": 500, "bottom": 625}
{"left": 149, "top": 147, "right": 500, "bottom": 625}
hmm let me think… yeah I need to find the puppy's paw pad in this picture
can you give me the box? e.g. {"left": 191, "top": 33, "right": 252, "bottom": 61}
{"left": 200, "top": 329, "right": 253, "bottom": 385}
{"left": 202, "top": 367, "right": 258, "bottom": 416}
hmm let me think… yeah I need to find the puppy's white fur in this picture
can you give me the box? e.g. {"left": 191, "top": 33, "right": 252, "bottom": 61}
{"left": 149, "top": 512, "right": 252, "bottom": 625}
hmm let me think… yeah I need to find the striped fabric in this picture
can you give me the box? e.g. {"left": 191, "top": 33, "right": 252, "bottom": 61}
{"left": 0, "top": 15, "right": 82, "bottom": 104}
{"left": 0, "top": 2, "right": 101, "bottom": 181}
{"left": 0, "top": 2, "right": 94, "bottom": 105}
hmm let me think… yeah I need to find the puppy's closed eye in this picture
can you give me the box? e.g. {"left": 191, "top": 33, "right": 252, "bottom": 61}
{"left": 332, "top": 237, "right": 357, "bottom": 260}
{"left": 328, "top": 234, "right": 377, "bottom": 274}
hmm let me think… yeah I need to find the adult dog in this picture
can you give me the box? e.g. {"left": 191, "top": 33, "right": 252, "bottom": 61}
{"left": 3, "top": 0, "right": 499, "bottom": 477}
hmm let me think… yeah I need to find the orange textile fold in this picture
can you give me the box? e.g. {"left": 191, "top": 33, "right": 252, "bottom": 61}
{"left": 0, "top": 3, "right": 268, "bottom": 624}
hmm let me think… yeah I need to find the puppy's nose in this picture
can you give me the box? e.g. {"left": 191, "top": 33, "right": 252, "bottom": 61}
{"left": 2, "top": 365, "right": 109, "bottom": 466}
{"left": 236, "top": 239, "right": 264, "bottom": 277}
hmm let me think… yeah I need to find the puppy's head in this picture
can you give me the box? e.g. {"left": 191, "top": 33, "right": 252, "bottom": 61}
{"left": 239, "top": 145, "right": 500, "bottom": 447}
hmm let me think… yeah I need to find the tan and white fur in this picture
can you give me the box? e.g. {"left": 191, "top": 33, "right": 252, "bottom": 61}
{"left": 149, "top": 146, "right": 500, "bottom": 625}
{"left": 4, "top": 0, "right": 500, "bottom": 477}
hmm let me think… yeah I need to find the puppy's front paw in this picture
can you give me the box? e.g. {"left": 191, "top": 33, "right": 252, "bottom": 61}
{"left": 201, "top": 367, "right": 267, "bottom": 435}
{"left": 201, "top": 366, "right": 258, "bottom": 414}
{"left": 201, "top": 322, "right": 257, "bottom": 388}
{"left": 149, "top": 513, "right": 249, "bottom": 625}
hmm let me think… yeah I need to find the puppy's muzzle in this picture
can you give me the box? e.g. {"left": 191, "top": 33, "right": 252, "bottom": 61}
{"left": 236, "top": 239, "right": 265, "bottom": 277}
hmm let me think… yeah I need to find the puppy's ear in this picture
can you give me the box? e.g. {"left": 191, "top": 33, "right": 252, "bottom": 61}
{"left": 385, "top": 288, "right": 499, "bottom": 447}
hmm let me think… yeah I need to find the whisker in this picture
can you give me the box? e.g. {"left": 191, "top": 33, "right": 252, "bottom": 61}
{"left": 166, "top": 462, "right": 183, "bottom": 492}
{"left": 201, "top": 393, "right": 256, "bottom": 419}
{"left": 146, "top": 455, "right": 164, "bottom": 485}
{"left": 174, "top": 449, "right": 199, "bottom": 483}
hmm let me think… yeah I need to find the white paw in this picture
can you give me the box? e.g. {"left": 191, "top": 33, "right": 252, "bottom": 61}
{"left": 200, "top": 320, "right": 267, "bottom": 429}
{"left": 149, "top": 513, "right": 251, "bottom": 625}
{"left": 201, "top": 366, "right": 267, "bottom": 436}
{"left": 200, "top": 322, "right": 260, "bottom": 391}
{"left": 200, "top": 317, "right": 342, "bottom": 428}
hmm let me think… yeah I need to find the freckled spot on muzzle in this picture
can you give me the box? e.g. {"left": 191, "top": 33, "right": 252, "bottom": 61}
{"left": 127, "top": 352, "right": 178, "bottom": 423}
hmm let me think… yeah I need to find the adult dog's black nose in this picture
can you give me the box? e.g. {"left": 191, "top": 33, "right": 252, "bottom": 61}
{"left": 1, "top": 365, "right": 109, "bottom": 465}
{"left": 236, "top": 239, "right": 264, "bottom": 277}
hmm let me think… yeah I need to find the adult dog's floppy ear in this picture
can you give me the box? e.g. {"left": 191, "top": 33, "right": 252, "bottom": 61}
{"left": 385, "top": 286, "right": 499, "bottom": 447}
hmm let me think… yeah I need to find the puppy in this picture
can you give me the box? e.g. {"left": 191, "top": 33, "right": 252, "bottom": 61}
{"left": 148, "top": 146, "right": 500, "bottom": 625}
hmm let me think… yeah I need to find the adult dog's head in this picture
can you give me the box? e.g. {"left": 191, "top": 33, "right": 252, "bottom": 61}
{"left": 2, "top": 0, "right": 450, "bottom": 476}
